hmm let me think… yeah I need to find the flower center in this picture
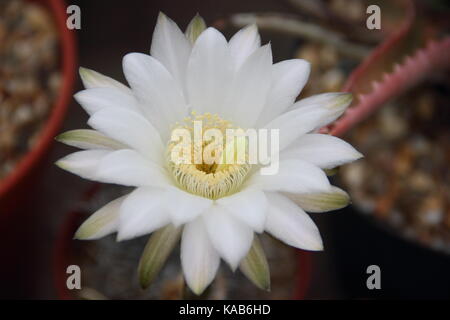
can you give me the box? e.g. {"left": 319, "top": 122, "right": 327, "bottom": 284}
{"left": 167, "top": 112, "right": 251, "bottom": 200}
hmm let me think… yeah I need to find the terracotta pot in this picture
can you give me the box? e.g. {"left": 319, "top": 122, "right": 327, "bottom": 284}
{"left": 0, "top": 0, "right": 77, "bottom": 219}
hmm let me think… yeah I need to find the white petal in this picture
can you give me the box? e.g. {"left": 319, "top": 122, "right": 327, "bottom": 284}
{"left": 264, "top": 93, "right": 351, "bottom": 150}
{"left": 228, "top": 24, "right": 261, "bottom": 70}
{"left": 256, "top": 59, "right": 310, "bottom": 126}
{"left": 203, "top": 205, "right": 254, "bottom": 270}
{"left": 281, "top": 134, "right": 363, "bottom": 169}
{"left": 217, "top": 188, "right": 267, "bottom": 233}
{"left": 186, "top": 27, "right": 233, "bottom": 115}
{"left": 56, "top": 129, "right": 127, "bottom": 150}
{"left": 96, "top": 150, "right": 170, "bottom": 187}
{"left": 79, "top": 67, "right": 132, "bottom": 94}
{"left": 74, "top": 87, "right": 142, "bottom": 116}
{"left": 75, "top": 195, "right": 126, "bottom": 240}
{"left": 265, "top": 192, "right": 323, "bottom": 251}
{"left": 56, "top": 149, "right": 110, "bottom": 180}
{"left": 222, "top": 44, "right": 273, "bottom": 127}
{"left": 264, "top": 107, "right": 326, "bottom": 151}
{"left": 165, "top": 187, "right": 212, "bottom": 226}
{"left": 150, "top": 12, "right": 191, "bottom": 96}
{"left": 247, "top": 159, "right": 331, "bottom": 194}
{"left": 117, "top": 187, "right": 169, "bottom": 241}
{"left": 122, "top": 53, "right": 188, "bottom": 140}
{"left": 88, "top": 108, "right": 164, "bottom": 164}
{"left": 181, "top": 218, "right": 220, "bottom": 295}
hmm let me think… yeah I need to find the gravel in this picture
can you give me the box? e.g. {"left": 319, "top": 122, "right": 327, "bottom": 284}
{"left": 0, "top": 0, "right": 61, "bottom": 181}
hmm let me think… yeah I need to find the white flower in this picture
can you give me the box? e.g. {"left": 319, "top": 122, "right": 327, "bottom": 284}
{"left": 56, "top": 13, "right": 362, "bottom": 295}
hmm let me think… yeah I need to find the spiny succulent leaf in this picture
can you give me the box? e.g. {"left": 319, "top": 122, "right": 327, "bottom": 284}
{"left": 329, "top": 37, "right": 450, "bottom": 136}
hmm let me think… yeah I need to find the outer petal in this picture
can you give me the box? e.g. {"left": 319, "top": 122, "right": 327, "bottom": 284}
{"left": 165, "top": 186, "right": 213, "bottom": 226}
{"left": 150, "top": 12, "right": 192, "bottom": 96}
{"left": 138, "top": 225, "right": 182, "bottom": 289}
{"left": 265, "top": 192, "right": 323, "bottom": 251}
{"left": 186, "top": 27, "right": 233, "bottom": 115}
{"left": 247, "top": 159, "right": 331, "bottom": 194}
{"left": 56, "top": 149, "right": 110, "bottom": 180}
{"left": 75, "top": 195, "right": 127, "bottom": 240}
{"left": 288, "top": 92, "right": 352, "bottom": 129}
{"left": 228, "top": 24, "right": 261, "bottom": 70}
{"left": 217, "top": 188, "right": 267, "bottom": 233}
{"left": 74, "top": 87, "right": 142, "bottom": 116}
{"left": 239, "top": 236, "right": 270, "bottom": 291}
{"left": 203, "top": 205, "right": 254, "bottom": 270}
{"left": 117, "top": 187, "right": 170, "bottom": 241}
{"left": 56, "top": 129, "right": 127, "bottom": 150}
{"left": 79, "top": 67, "right": 132, "bottom": 94}
{"left": 286, "top": 186, "right": 350, "bottom": 213}
{"left": 88, "top": 108, "right": 164, "bottom": 164}
{"left": 96, "top": 150, "right": 170, "bottom": 187}
{"left": 181, "top": 218, "right": 220, "bottom": 295}
{"left": 256, "top": 59, "right": 310, "bottom": 126}
{"left": 185, "top": 14, "right": 207, "bottom": 44}
{"left": 223, "top": 44, "right": 273, "bottom": 127}
{"left": 122, "top": 53, "right": 187, "bottom": 140}
{"left": 264, "top": 93, "right": 352, "bottom": 150}
{"left": 281, "top": 133, "right": 363, "bottom": 169}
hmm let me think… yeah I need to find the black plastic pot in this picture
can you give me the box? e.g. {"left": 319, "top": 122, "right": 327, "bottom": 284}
{"left": 327, "top": 206, "right": 450, "bottom": 299}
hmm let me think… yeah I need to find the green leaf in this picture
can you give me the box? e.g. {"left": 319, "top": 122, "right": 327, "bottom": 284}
{"left": 138, "top": 225, "right": 181, "bottom": 289}
{"left": 239, "top": 236, "right": 270, "bottom": 291}
{"left": 287, "top": 186, "right": 350, "bottom": 213}
{"left": 185, "top": 14, "right": 207, "bottom": 44}
{"left": 56, "top": 129, "right": 127, "bottom": 150}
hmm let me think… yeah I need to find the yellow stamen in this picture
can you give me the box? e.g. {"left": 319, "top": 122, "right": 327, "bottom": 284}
{"left": 167, "top": 112, "right": 251, "bottom": 199}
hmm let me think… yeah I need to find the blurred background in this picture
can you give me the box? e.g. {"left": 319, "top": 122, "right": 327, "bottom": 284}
{"left": 0, "top": 0, "right": 449, "bottom": 299}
